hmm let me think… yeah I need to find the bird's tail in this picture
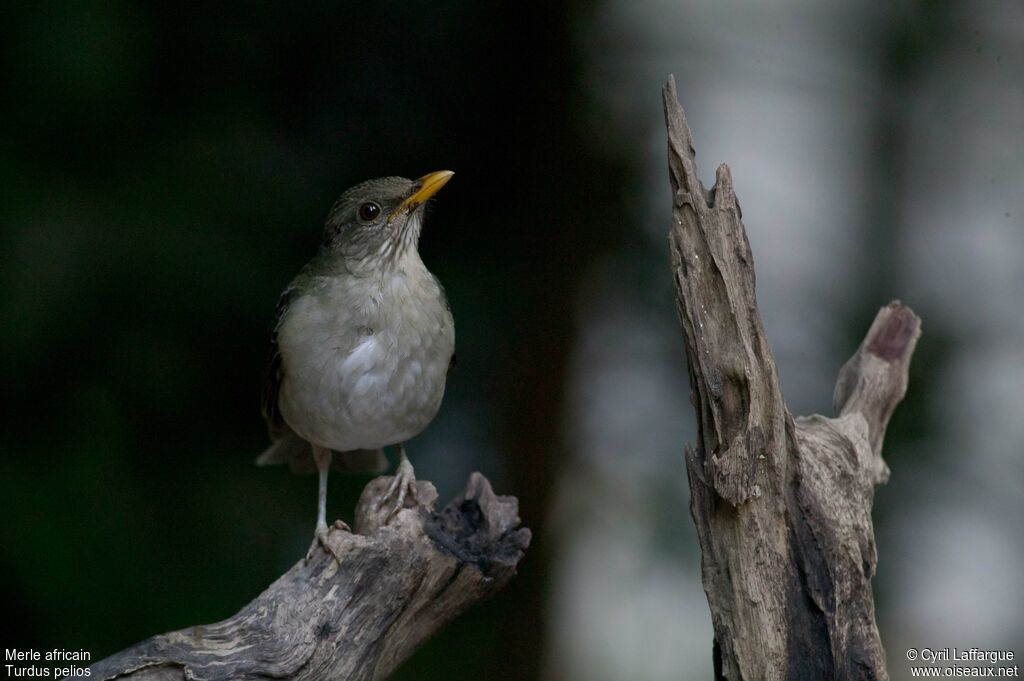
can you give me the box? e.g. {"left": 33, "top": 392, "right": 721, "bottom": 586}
{"left": 256, "top": 431, "right": 388, "bottom": 475}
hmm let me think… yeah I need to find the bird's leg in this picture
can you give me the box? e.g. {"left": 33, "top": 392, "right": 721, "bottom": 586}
{"left": 380, "top": 444, "right": 416, "bottom": 519}
{"left": 306, "top": 446, "right": 343, "bottom": 564}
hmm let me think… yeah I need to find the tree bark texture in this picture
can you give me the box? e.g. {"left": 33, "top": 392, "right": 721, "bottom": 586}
{"left": 78, "top": 473, "right": 530, "bottom": 681}
{"left": 663, "top": 75, "right": 920, "bottom": 681}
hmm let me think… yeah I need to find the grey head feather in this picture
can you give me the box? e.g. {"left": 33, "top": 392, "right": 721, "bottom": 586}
{"left": 321, "top": 176, "right": 429, "bottom": 274}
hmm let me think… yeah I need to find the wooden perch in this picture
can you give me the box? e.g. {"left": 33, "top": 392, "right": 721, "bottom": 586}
{"left": 663, "top": 75, "right": 920, "bottom": 681}
{"left": 79, "top": 473, "right": 530, "bottom": 681}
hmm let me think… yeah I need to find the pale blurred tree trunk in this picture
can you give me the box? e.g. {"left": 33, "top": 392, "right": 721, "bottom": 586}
{"left": 664, "top": 77, "right": 919, "bottom": 681}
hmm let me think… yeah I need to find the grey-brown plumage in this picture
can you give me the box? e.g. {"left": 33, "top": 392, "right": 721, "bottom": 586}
{"left": 257, "top": 172, "right": 456, "bottom": 559}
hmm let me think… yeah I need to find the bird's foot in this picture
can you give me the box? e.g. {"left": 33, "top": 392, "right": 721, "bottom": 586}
{"left": 305, "top": 519, "right": 348, "bottom": 564}
{"left": 379, "top": 448, "right": 416, "bottom": 521}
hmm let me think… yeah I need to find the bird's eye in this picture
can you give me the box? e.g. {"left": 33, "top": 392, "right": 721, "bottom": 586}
{"left": 357, "top": 202, "right": 381, "bottom": 222}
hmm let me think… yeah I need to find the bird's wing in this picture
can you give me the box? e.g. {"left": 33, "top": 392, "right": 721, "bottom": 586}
{"left": 433, "top": 272, "right": 457, "bottom": 374}
{"left": 261, "top": 279, "right": 298, "bottom": 442}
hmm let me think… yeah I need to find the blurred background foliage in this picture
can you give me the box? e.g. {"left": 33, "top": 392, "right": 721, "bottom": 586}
{"left": 1, "top": 1, "right": 1021, "bottom": 680}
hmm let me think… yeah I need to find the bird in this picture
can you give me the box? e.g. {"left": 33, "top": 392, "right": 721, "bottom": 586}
{"left": 257, "top": 171, "right": 456, "bottom": 561}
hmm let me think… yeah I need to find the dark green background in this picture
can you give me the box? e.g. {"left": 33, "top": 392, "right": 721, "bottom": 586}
{"left": 2, "top": 3, "right": 621, "bottom": 678}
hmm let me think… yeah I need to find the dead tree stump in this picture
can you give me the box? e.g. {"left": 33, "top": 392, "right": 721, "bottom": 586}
{"left": 78, "top": 473, "right": 530, "bottom": 681}
{"left": 663, "top": 75, "right": 919, "bottom": 681}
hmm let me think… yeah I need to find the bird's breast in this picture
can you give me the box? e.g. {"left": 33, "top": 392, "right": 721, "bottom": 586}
{"left": 276, "top": 266, "right": 454, "bottom": 451}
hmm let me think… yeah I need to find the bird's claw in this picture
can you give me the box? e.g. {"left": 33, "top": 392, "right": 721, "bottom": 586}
{"left": 379, "top": 452, "right": 416, "bottom": 521}
{"left": 305, "top": 520, "right": 347, "bottom": 565}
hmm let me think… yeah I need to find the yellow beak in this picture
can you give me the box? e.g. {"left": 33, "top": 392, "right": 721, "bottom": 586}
{"left": 397, "top": 170, "right": 454, "bottom": 214}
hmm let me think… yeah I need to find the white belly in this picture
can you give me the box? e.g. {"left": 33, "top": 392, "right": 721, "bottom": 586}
{"left": 276, "top": 266, "right": 454, "bottom": 451}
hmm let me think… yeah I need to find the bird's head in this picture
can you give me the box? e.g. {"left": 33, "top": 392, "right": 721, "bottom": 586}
{"left": 322, "top": 171, "right": 453, "bottom": 273}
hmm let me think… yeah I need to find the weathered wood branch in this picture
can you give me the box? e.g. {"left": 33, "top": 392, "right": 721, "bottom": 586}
{"left": 663, "top": 75, "right": 920, "bottom": 681}
{"left": 79, "top": 473, "right": 530, "bottom": 681}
